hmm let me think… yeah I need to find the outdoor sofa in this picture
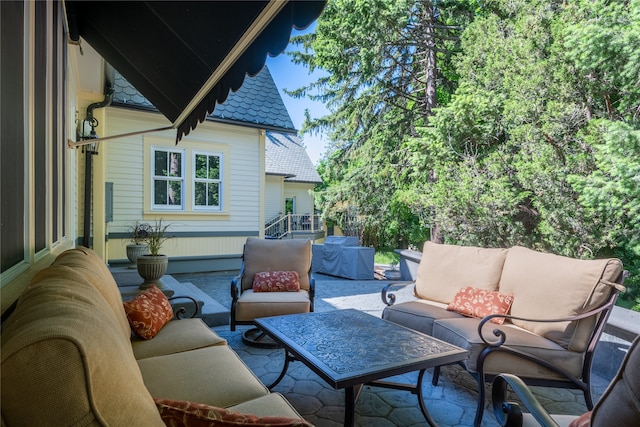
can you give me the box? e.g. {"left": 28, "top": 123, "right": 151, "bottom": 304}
{"left": 382, "top": 242, "right": 627, "bottom": 427}
{"left": 1, "top": 247, "right": 310, "bottom": 426}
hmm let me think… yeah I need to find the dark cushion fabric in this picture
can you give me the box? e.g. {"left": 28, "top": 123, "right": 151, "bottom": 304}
{"left": 591, "top": 335, "right": 640, "bottom": 427}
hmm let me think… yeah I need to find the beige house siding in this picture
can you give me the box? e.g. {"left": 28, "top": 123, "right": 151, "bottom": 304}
{"left": 284, "top": 182, "right": 316, "bottom": 216}
{"left": 104, "top": 108, "right": 262, "bottom": 263}
{"left": 266, "top": 175, "right": 284, "bottom": 220}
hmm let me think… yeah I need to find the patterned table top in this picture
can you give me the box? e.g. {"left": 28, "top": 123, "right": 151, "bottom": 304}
{"left": 256, "top": 309, "right": 468, "bottom": 389}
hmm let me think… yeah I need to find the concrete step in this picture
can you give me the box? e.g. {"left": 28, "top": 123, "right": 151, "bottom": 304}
{"left": 110, "top": 267, "right": 229, "bottom": 327}
{"left": 169, "top": 280, "right": 229, "bottom": 327}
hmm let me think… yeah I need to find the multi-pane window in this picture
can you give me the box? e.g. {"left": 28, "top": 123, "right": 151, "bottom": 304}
{"left": 193, "top": 152, "right": 222, "bottom": 210}
{"left": 152, "top": 148, "right": 184, "bottom": 209}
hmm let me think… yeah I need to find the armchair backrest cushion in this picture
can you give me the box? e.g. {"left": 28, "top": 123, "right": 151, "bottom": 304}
{"left": 415, "top": 242, "right": 508, "bottom": 304}
{"left": 241, "top": 238, "right": 312, "bottom": 292}
{"left": 591, "top": 335, "right": 640, "bottom": 427}
{"left": 498, "top": 246, "right": 623, "bottom": 351}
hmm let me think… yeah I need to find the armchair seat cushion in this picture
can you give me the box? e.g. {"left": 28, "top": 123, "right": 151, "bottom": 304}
{"left": 132, "top": 318, "right": 227, "bottom": 360}
{"left": 234, "top": 290, "right": 311, "bottom": 322}
{"left": 433, "top": 318, "right": 584, "bottom": 379}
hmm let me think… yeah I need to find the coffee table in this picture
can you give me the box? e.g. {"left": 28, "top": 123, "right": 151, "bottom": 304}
{"left": 255, "top": 309, "right": 468, "bottom": 426}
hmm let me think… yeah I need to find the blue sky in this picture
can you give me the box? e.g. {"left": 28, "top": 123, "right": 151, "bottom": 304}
{"left": 266, "top": 27, "right": 329, "bottom": 165}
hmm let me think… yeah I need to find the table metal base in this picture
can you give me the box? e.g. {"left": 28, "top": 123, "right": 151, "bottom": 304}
{"left": 268, "top": 350, "right": 438, "bottom": 427}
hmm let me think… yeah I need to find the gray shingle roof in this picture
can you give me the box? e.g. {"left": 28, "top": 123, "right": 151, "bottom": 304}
{"left": 112, "top": 65, "right": 295, "bottom": 132}
{"left": 265, "top": 131, "right": 322, "bottom": 183}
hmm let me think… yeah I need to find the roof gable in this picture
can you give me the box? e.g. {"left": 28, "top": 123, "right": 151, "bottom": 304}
{"left": 265, "top": 132, "right": 322, "bottom": 183}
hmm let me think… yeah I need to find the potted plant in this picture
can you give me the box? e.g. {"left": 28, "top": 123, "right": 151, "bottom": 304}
{"left": 136, "top": 219, "right": 171, "bottom": 288}
{"left": 384, "top": 261, "right": 402, "bottom": 281}
{"left": 125, "top": 221, "right": 150, "bottom": 268}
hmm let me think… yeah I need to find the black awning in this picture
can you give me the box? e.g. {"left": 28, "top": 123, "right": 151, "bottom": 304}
{"left": 65, "top": 1, "right": 325, "bottom": 142}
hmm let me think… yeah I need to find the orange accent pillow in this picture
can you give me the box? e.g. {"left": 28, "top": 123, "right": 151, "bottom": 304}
{"left": 153, "top": 398, "right": 313, "bottom": 426}
{"left": 447, "top": 286, "right": 514, "bottom": 324}
{"left": 568, "top": 411, "right": 591, "bottom": 427}
{"left": 123, "top": 285, "right": 174, "bottom": 339}
{"left": 252, "top": 271, "right": 301, "bottom": 292}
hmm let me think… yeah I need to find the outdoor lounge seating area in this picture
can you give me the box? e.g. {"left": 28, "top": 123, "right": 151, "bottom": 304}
{"left": 382, "top": 242, "right": 628, "bottom": 427}
{"left": 2, "top": 243, "right": 637, "bottom": 426}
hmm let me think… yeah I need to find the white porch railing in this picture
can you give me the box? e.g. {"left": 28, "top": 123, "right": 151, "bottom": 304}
{"left": 264, "top": 214, "right": 324, "bottom": 239}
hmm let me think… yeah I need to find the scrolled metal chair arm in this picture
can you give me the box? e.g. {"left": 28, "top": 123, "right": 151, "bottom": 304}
{"left": 167, "top": 295, "right": 199, "bottom": 319}
{"left": 230, "top": 275, "right": 242, "bottom": 301}
{"left": 309, "top": 275, "right": 316, "bottom": 311}
{"left": 381, "top": 282, "right": 411, "bottom": 306}
{"left": 492, "top": 374, "right": 559, "bottom": 427}
{"left": 478, "top": 302, "right": 614, "bottom": 347}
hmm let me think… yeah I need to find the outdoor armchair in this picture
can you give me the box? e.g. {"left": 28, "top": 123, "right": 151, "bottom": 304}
{"left": 230, "top": 237, "right": 315, "bottom": 347}
{"left": 491, "top": 335, "right": 640, "bottom": 427}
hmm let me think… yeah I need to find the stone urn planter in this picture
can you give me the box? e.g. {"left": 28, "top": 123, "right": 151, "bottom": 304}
{"left": 126, "top": 244, "right": 149, "bottom": 268}
{"left": 136, "top": 254, "right": 168, "bottom": 288}
{"left": 384, "top": 269, "right": 402, "bottom": 281}
{"left": 136, "top": 219, "right": 171, "bottom": 289}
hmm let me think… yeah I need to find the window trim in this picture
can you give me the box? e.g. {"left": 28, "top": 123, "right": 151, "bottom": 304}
{"left": 192, "top": 150, "right": 223, "bottom": 212}
{"left": 151, "top": 146, "right": 185, "bottom": 211}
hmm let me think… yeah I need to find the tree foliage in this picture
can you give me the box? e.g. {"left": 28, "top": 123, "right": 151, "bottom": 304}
{"left": 409, "top": 0, "right": 640, "bottom": 295}
{"left": 299, "top": 0, "right": 640, "bottom": 303}
{"left": 294, "top": 0, "right": 476, "bottom": 248}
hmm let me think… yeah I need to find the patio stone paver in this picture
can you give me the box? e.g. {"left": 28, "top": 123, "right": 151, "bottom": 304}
{"left": 174, "top": 271, "right": 609, "bottom": 427}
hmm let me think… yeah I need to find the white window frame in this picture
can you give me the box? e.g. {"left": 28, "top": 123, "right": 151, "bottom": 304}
{"left": 192, "top": 150, "right": 223, "bottom": 211}
{"left": 151, "top": 146, "right": 185, "bottom": 211}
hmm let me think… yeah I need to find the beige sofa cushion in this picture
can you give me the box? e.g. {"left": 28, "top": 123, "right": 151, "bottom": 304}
{"left": 137, "top": 346, "right": 269, "bottom": 408}
{"left": 54, "top": 247, "right": 132, "bottom": 339}
{"left": 414, "top": 242, "right": 508, "bottom": 304}
{"left": 498, "top": 246, "right": 623, "bottom": 350}
{"left": 241, "top": 238, "right": 312, "bottom": 291}
{"left": 382, "top": 300, "right": 463, "bottom": 336}
{"left": 1, "top": 267, "right": 162, "bottom": 426}
{"left": 433, "top": 318, "right": 585, "bottom": 380}
{"left": 132, "top": 318, "right": 227, "bottom": 359}
{"left": 229, "top": 393, "right": 305, "bottom": 419}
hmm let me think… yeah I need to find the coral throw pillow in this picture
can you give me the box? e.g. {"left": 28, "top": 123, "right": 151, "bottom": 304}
{"left": 447, "top": 286, "right": 514, "bottom": 324}
{"left": 568, "top": 411, "right": 591, "bottom": 427}
{"left": 123, "top": 285, "right": 174, "bottom": 339}
{"left": 153, "top": 398, "right": 313, "bottom": 427}
{"left": 253, "top": 271, "right": 301, "bottom": 292}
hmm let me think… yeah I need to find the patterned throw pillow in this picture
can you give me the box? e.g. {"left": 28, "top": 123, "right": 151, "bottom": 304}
{"left": 568, "top": 411, "right": 591, "bottom": 427}
{"left": 153, "top": 398, "right": 313, "bottom": 427}
{"left": 447, "top": 286, "right": 514, "bottom": 325}
{"left": 252, "top": 271, "right": 301, "bottom": 292}
{"left": 123, "top": 285, "right": 174, "bottom": 339}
